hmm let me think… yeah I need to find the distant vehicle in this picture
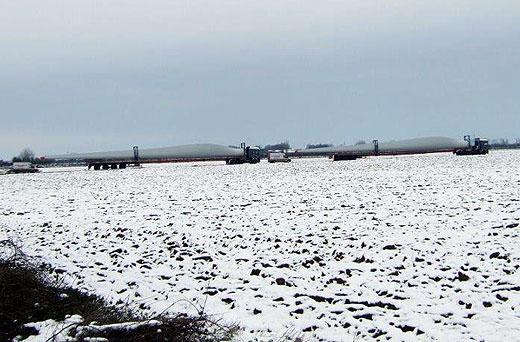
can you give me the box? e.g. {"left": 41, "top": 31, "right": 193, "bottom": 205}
{"left": 6, "top": 162, "right": 39, "bottom": 174}
{"left": 267, "top": 151, "right": 291, "bottom": 163}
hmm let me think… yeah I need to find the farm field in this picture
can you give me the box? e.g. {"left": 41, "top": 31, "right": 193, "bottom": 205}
{"left": 1, "top": 151, "right": 520, "bottom": 341}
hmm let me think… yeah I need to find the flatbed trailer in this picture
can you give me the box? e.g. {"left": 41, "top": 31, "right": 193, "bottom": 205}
{"left": 87, "top": 156, "right": 246, "bottom": 170}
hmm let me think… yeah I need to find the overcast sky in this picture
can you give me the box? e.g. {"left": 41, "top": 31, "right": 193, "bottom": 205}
{"left": 1, "top": 0, "right": 519, "bottom": 159}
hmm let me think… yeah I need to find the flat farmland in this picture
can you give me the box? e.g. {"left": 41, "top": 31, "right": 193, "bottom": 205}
{"left": 1, "top": 151, "right": 519, "bottom": 341}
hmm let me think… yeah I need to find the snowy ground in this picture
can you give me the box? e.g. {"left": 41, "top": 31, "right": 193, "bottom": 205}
{"left": 1, "top": 151, "right": 520, "bottom": 341}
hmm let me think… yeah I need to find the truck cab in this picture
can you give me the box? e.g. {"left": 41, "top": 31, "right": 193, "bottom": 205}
{"left": 474, "top": 138, "right": 489, "bottom": 153}
{"left": 246, "top": 146, "right": 261, "bottom": 163}
{"left": 455, "top": 136, "right": 489, "bottom": 155}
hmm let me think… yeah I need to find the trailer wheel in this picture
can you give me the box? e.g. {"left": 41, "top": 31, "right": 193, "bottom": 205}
{"left": 226, "top": 159, "right": 244, "bottom": 165}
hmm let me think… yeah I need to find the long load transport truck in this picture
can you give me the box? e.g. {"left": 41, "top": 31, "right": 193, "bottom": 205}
{"left": 46, "top": 143, "right": 260, "bottom": 170}
{"left": 289, "top": 136, "right": 488, "bottom": 161}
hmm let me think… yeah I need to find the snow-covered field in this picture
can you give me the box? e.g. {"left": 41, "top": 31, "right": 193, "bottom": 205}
{"left": 1, "top": 151, "right": 520, "bottom": 341}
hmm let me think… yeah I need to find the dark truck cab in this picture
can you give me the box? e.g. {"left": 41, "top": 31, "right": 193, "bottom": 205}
{"left": 455, "top": 136, "right": 489, "bottom": 155}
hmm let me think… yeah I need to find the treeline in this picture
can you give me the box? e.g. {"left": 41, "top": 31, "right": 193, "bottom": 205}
{"left": 305, "top": 140, "right": 366, "bottom": 149}
{"left": 1, "top": 148, "right": 58, "bottom": 167}
{"left": 0, "top": 148, "right": 36, "bottom": 166}
{"left": 306, "top": 143, "right": 333, "bottom": 149}
{"left": 11, "top": 148, "right": 35, "bottom": 163}
{"left": 258, "top": 141, "right": 291, "bottom": 158}
{"left": 489, "top": 138, "right": 520, "bottom": 149}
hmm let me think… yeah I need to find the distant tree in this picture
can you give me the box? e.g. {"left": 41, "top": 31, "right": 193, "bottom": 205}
{"left": 306, "top": 143, "right": 333, "bottom": 149}
{"left": 500, "top": 138, "right": 509, "bottom": 146}
{"left": 263, "top": 141, "right": 290, "bottom": 151}
{"left": 355, "top": 140, "right": 367, "bottom": 145}
{"left": 14, "top": 148, "right": 35, "bottom": 162}
{"left": 489, "top": 137, "right": 520, "bottom": 150}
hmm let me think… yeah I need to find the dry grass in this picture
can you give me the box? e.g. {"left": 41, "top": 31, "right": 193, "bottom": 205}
{"left": 0, "top": 239, "right": 237, "bottom": 341}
